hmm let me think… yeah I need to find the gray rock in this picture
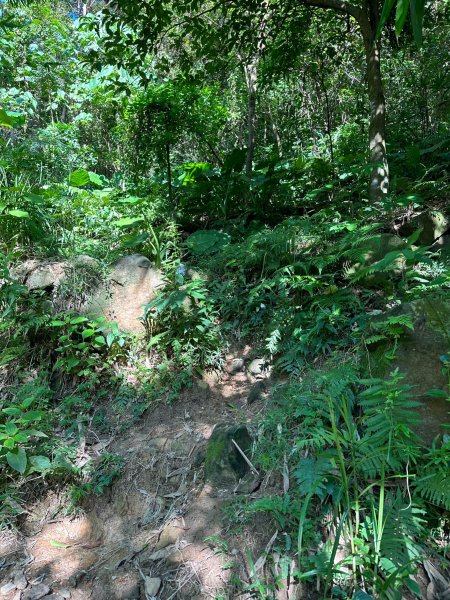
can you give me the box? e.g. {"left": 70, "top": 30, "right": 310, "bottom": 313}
{"left": 0, "top": 582, "right": 16, "bottom": 595}
{"left": 13, "top": 571, "right": 27, "bottom": 590}
{"left": 204, "top": 423, "right": 253, "bottom": 486}
{"left": 225, "top": 358, "right": 245, "bottom": 374}
{"left": 25, "top": 262, "right": 66, "bottom": 291}
{"left": 187, "top": 268, "right": 208, "bottom": 281}
{"left": 144, "top": 576, "right": 161, "bottom": 596}
{"left": 19, "top": 255, "right": 99, "bottom": 292}
{"left": 368, "top": 294, "right": 450, "bottom": 443}
{"left": 247, "top": 380, "right": 267, "bottom": 404}
{"left": 345, "top": 233, "right": 406, "bottom": 284}
{"left": 87, "top": 254, "right": 164, "bottom": 334}
{"left": 14, "top": 254, "right": 163, "bottom": 334}
{"left": 399, "top": 210, "right": 449, "bottom": 246}
{"left": 248, "top": 358, "right": 271, "bottom": 377}
{"left": 22, "top": 583, "right": 51, "bottom": 600}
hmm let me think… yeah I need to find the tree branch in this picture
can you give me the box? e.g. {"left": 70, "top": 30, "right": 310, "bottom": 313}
{"left": 301, "top": 0, "right": 362, "bottom": 21}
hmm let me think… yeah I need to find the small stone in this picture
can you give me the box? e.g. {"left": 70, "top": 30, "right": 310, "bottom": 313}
{"left": 13, "top": 572, "right": 28, "bottom": 590}
{"left": 225, "top": 358, "right": 244, "bottom": 374}
{"left": 202, "top": 369, "right": 221, "bottom": 386}
{"left": 141, "top": 496, "right": 164, "bottom": 526}
{"left": 155, "top": 524, "right": 181, "bottom": 549}
{"left": 44, "top": 595, "right": 64, "bottom": 600}
{"left": 22, "top": 583, "right": 51, "bottom": 600}
{"left": 144, "top": 577, "right": 161, "bottom": 596}
{"left": 0, "top": 582, "right": 16, "bottom": 595}
{"left": 59, "top": 590, "right": 71, "bottom": 599}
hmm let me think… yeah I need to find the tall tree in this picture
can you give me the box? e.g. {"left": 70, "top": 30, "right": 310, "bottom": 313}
{"left": 94, "top": 0, "right": 425, "bottom": 202}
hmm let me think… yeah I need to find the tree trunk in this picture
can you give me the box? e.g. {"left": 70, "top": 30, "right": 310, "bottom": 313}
{"left": 301, "top": 0, "right": 389, "bottom": 203}
{"left": 243, "top": 62, "right": 258, "bottom": 176}
{"left": 360, "top": 1, "right": 389, "bottom": 202}
{"left": 165, "top": 143, "right": 173, "bottom": 205}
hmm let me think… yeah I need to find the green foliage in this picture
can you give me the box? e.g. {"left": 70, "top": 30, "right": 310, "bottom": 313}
{"left": 145, "top": 273, "right": 223, "bottom": 370}
{"left": 0, "top": 0, "right": 449, "bottom": 592}
{"left": 186, "top": 230, "right": 231, "bottom": 255}
{"left": 0, "top": 380, "right": 52, "bottom": 476}
{"left": 69, "top": 452, "right": 123, "bottom": 506}
{"left": 50, "top": 314, "right": 129, "bottom": 378}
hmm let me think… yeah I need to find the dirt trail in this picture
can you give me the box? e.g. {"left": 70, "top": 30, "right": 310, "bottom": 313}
{"left": 0, "top": 355, "right": 271, "bottom": 600}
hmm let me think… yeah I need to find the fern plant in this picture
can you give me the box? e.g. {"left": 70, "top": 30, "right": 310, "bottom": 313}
{"left": 252, "top": 362, "right": 446, "bottom": 598}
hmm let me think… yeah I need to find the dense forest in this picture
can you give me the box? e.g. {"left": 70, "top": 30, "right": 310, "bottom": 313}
{"left": 0, "top": 0, "right": 449, "bottom": 598}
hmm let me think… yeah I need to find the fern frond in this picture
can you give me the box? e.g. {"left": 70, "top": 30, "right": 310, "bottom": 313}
{"left": 415, "top": 471, "right": 450, "bottom": 510}
{"left": 379, "top": 491, "right": 425, "bottom": 567}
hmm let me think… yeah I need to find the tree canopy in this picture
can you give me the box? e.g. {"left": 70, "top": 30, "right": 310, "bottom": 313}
{"left": 0, "top": 1, "right": 449, "bottom": 598}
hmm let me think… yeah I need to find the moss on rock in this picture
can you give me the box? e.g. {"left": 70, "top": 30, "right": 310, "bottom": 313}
{"left": 204, "top": 423, "right": 252, "bottom": 487}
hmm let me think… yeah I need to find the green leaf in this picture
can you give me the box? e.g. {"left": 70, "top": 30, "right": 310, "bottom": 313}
{"left": 7, "top": 209, "right": 30, "bottom": 218}
{"left": 406, "top": 577, "right": 421, "bottom": 596}
{"left": 50, "top": 320, "right": 66, "bottom": 326}
{"left": 29, "top": 455, "right": 51, "bottom": 472}
{"left": 186, "top": 230, "right": 230, "bottom": 255}
{"left": 353, "top": 591, "right": 373, "bottom": 600}
{"left": 24, "top": 192, "right": 45, "bottom": 204}
{"left": 0, "top": 108, "right": 15, "bottom": 128}
{"left": 26, "top": 429, "right": 48, "bottom": 438}
{"left": 21, "top": 411, "right": 45, "bottom": 422}
{"left": 113, "top": 216, "right": 144, "bottom": 228}
{"left": 222, "top": 147, "right": 247, "bottom": 173}
{"left": 410, "top": 0, "right": 425, "bottom": 46}
{"left": 117, "top": 196, "right": 143, "bottom": 204}
{"left": 69, "top": 169, "right": 90, "bottom": 187}
{"left": 66, "top": 357, "right": 80, "bottom": 369}
{"left": 70, "top": 316, "right": 88, "bottom": 324}
{"left": 88, "top": 171, "right": 103, "bottom": 186}
{"left": 50, "top": 540, "right": 70, "bottom": 549}
{"left": 81, "top": 328, "right": 95, "bottom": 339}
{"left": 5, "top": 422, "right": 19, "bottom": 436}
{"left": 6, "top": 447, "right": 27, "bottom": 474}
{"left": 20, "top": 397, "right": 34, "bottom": 409}
{"left": 395, "top": 0, "right": 410, "bottom": 36}
{"left": 106, "top": 332, "right": 115, "bottom": 347}
{"left": 406, "top": 227, "right": 423, "bottom": 246}
{"left": 376, "top": 0, "right": 396, "bottom": 39}
{"left": 94, "top": 335, "right": 106, "bottom": 345}
{"left": 2, "top": 407, "right": 21, "bottom": 416}
{"left": 425, "top": 389, "right": 449, "bottom": 399}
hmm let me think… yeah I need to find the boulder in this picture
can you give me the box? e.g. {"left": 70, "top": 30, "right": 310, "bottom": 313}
{"left": 204, "top": 423, "right": 252, "bottom": 487}
{"left": 399, "top": 210, "right": 449, "bottom": 246}
{"left": 15, "top": 255, "right": 99, "bottom": 292}
{"left": 248, "top": 358, "right": 271, "bottom": 378}
{"left": 345, "top": 234, "right": 406, "bottom": 286}
{"left": 87, "top": 254, "right": 164, "bottom": 334}
{"left": 368, "top": 294, "right": 450, "bottom": 443}
{"left": 14, "top": 254, "right": 164, "bottom": 334}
